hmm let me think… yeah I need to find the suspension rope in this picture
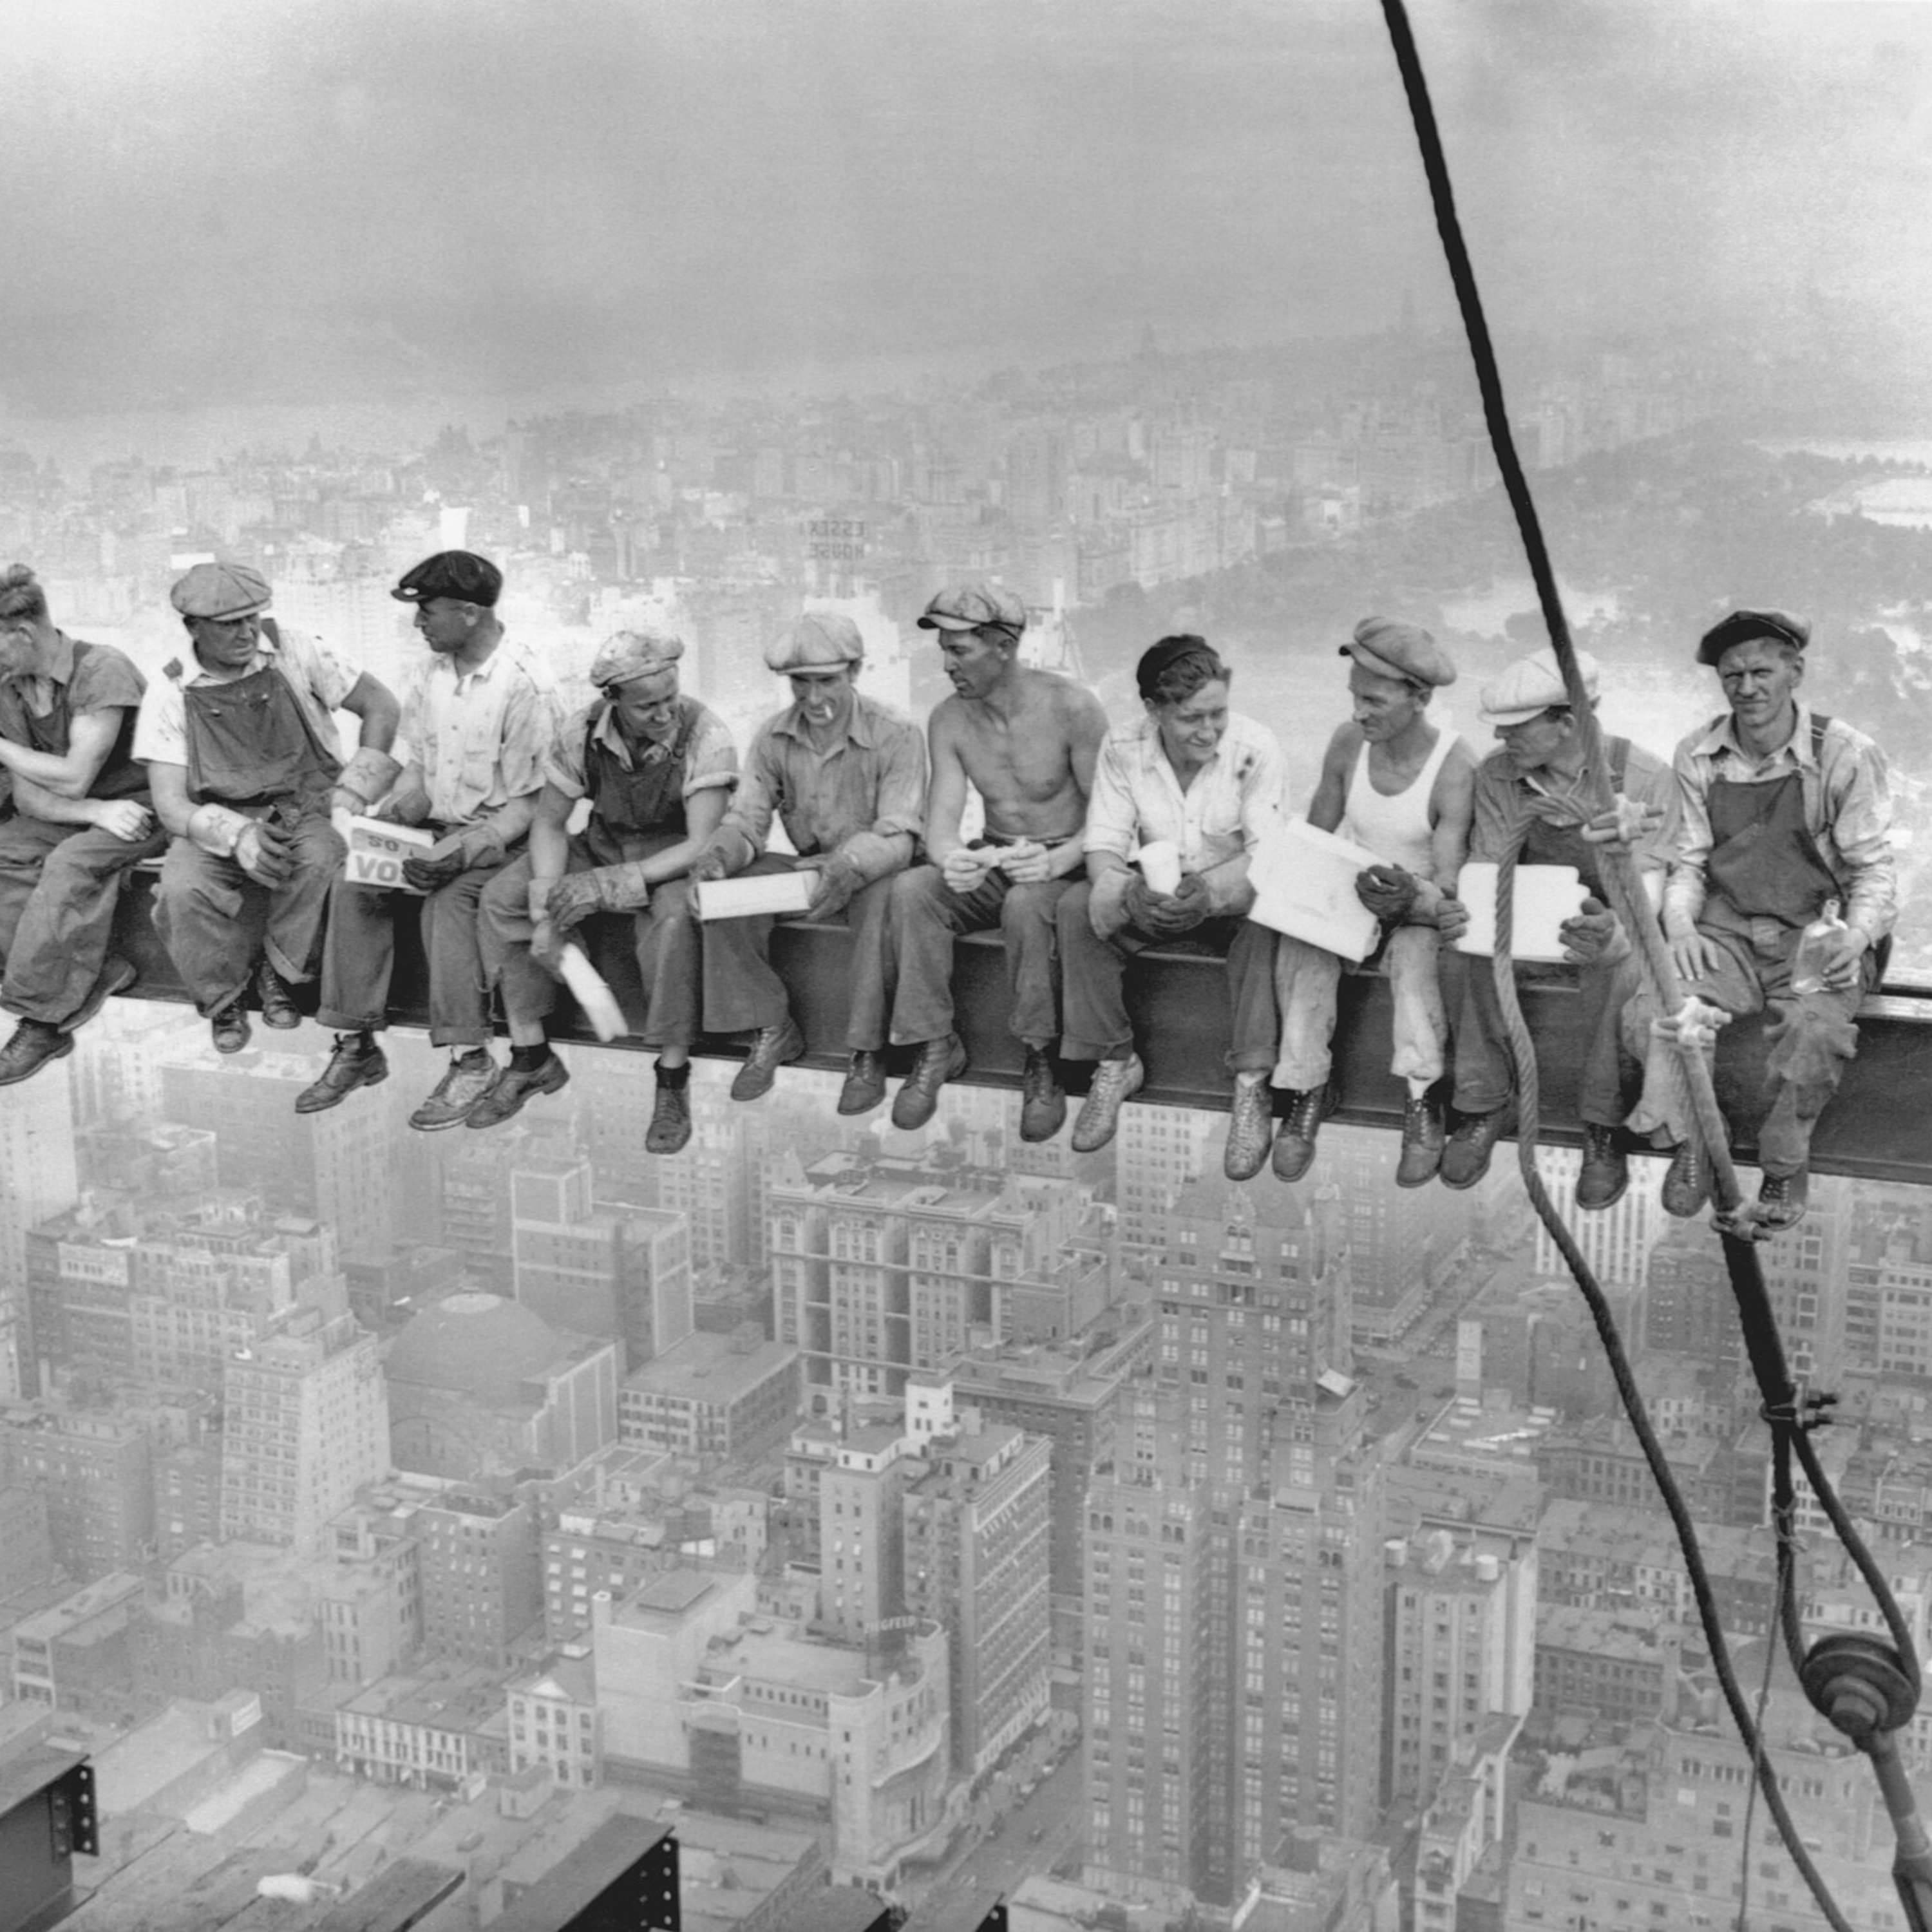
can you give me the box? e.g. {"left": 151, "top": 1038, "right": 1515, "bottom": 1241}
{"left": 1376, "top": 3, "right": 1923, "bottom": 1924}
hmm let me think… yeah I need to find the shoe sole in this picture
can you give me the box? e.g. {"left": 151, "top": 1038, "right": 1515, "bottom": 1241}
{"left": 1394, "top": 1154, "right": 1443, "bottom": 1189}
{"left": 261, "top": 1009, "right": 303, "bottom": 1031}
{"left": 891, "top": 1045, "right": 967, "bottom": 1129}
{"left": 730, "top": 1030, "right": 806, "bottom": 1102}
{"left": 838, "top": 1085, "right": 887, "bottom": 1117}
{"left": 466, "top": 1063, "right": 569, "bottom": 1128}
{"left": 1575, "top": 1175, "right": 1630, "bottom": 1212}
{"left": 1019, "top": 1100, "right": 1066, "bottom": 1144}
{"left": 296, "top": 1062, "right": 390, "bottom": 1116}
{"left": 0, "top": 1032, "right": 76, "bottom": 1087}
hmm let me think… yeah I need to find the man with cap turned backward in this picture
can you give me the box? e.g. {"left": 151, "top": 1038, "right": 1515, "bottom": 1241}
{"left": 0, "top": 565, "right": 167, "bottom": 1086}
{"left": 689, "top": 611, "right": 927, "bottom": 1119}
{"left": 1259, "top": 618, "right": 1475, "bottom": 1188}
{"left": 1434, "top": 647, "right": 1678, "bottom": 1203}
{"left": 880, "top": 583, "right": 1108, "bottom": 1137}
{"left": 1056, "top": 634, "right": 1285, "bottom": 1155}
{"left": 137, "top": 560, "right": 402, "bottom": 1054}
{"left": 473, "top": 623, "right": 736, "bottom": 1141}
{"left": 295, "top": 550, "right": 565, "bottom": 1128}
{"left": 1620, "top": 609, "right": 1894, "bottom": 1231}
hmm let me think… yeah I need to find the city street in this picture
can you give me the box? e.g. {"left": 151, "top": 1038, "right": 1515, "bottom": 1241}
{"left": 902, "top": 1746, "right": 1083, "bottom": 1932}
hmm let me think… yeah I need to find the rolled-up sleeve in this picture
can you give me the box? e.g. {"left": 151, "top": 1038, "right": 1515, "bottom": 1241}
{"left": 683, "top": 710, "right": 739, "bottom": 797}
{"left": 1825, "top": 733, "right": 1897, "bottom": 944}
{"left": 1082, "top": 735, "right": 1139, "bottom": 862}
{"left": 540, "top": 704, "right": 594, "bottom": 800}
{"left": 1662, "top": 741, "right": 1714, "bottom": 936}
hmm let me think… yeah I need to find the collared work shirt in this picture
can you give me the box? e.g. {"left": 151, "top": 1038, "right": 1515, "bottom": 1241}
{"left": 544, "top": 695, "right": 738, "bottom": 803}
{"left": 717, "top": 692, "right": 926, "bottom": 874}
{"left": 1083, "top": 710, "right": 1286, "bottom": 871}
{"left": 1664, "top": 706, "right": 1897, "bottom": 945}
{"left": 400, "top": 636, "right": 562, "bottom": 824}
{"left": 133, "top": 625, "right": 361, "bottom": 768}
{"left": 1467, "top": 737, "right": 1679, "bottom": 872}
{"left": 0, "top": 631, "right": 147, "bottom": 806}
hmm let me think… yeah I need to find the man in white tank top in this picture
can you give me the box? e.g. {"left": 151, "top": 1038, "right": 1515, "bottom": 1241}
{"left": 1257, "top": 618, "right": 1474, "bottom": 1188}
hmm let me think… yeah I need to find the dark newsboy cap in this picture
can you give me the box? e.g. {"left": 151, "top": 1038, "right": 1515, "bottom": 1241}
{"left": 392, "top": 551, "right": 503, "bottom": 607}
{"left": 1696, "top": 608, "right": 1810, "bottom": 666}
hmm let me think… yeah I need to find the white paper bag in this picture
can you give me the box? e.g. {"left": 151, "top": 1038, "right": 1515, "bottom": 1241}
{"left": 1247, "top": 820, "right": 1385, "bottom": 963}
{"left": 694, "top": 869, "right": 822, "bottom": 922}
{"left": 1452, "top": 862, "right": 1591, "bottom": 964}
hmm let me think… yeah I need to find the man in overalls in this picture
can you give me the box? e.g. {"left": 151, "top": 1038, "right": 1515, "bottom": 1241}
{"left": 1625, "top": 609, "right": 1895, "bottom": 1229}
{"left": 0, "top": 564, "right": 167, "bottom": 1084}
{"left": 1436, "top": 649, "right": 1678, "bottom": 1204}
{"left": 689, "top": 612, "right": 927, "bottom": 1122}
{"left": 298, "top": 551, "right": 563, "bottom": 1129}
{"left": 473, "top": 627, "right": 736, "bottom": 1137}
{"left": 137, "top": 562, "right": 402, "bottom": 1052}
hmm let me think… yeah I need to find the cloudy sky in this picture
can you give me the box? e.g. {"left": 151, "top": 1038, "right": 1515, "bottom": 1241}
{"left": 3, "top": 0, "right": 1929, "bottom": 414}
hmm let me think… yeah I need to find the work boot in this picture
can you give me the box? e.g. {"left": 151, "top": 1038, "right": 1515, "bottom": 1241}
{"left": 256, "top": 957, "right": 302, "bottom": 1030}
{"left": 1440, "top": 1103, "right": 1515, "bottom": 1190}
{"left": 1659, "top": 1140, "right": 1709, "bottom": 1218}
{"left": 1223, "top": 1072, "right": 1274, "bottom": 1181}
{"left": 466, "top": 1050, "right": 570, "bottom": 1129}
{"left": 646, "top": 1065, "right": 692, "bottom": 1155}
{"left": 1395, "top": 1091, "right": 1445, "bottom": 1189}
{"left": 408, "top": 1048, "right": 495, "bottom": 1131}
{"left": 1072, "top": 1052, "right": 1145, "bottom": 1153}
{"left": 0, "top": 1018, "right": 73, "bottom": 1088}
{"left": 296, "top": 1033, "right": 389, "bottom": 1114}
{"left": 210, "top": 999, "right": 252, "bottom": 1056}
{"left": 1758, "top": 1167, "right": 1810, "bottom": 1231}
{"left": 1019, "top": 1045, "right": 1066, "bottom": 1144}
{"left": 1271, "top": 1086, "right": 1327, "bottom": 1183}
{"left": 1575, "top": 1124, "right": 1629, "bottom": 1211}
{"left": 730, "top": 1016, "right": 805, "bottom": 1101}
{"left": 837, "top": 1049, "right": 887, "bottom": 1117}
{"left": 892, "top": 1034, "right": 967, "bottom": 1130}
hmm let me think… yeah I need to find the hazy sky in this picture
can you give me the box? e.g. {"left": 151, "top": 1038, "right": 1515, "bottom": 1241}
{"left": 3, "top": 0, "right": 1929, "bottom": 413}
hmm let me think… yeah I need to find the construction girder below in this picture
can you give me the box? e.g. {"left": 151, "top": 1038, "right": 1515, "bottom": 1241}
{"left": 106, "top": 875, "right": 1932, "bottom": 1189}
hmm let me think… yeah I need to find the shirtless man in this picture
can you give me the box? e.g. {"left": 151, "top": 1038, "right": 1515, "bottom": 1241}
{"left": 878, "top": 583, "right": 1108, "bottom": 1134}
{"left": 1266, "top": 618, "right": 1473, "bottom": 1185}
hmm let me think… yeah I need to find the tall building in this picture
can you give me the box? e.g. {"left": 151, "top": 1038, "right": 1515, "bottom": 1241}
{"left": 220, "top": 1306, "right": 388, "bottom": 1555}
{"left": 1115, "top": 1102, "right": 1217, "bottom": 1257}
{"left": 1085, "top": 1177, "right": 1385, "bottom": 1907}
{"left": 0, "top": 1404, "right": 155, "bottom": 1578}
{"left": 900, "top": 1379, "right": 1053, "bottom": 1774}
{"left": 0, "top": 1059, "right": 80, "bottom": 1396}
{"left": 511, "top": 1151, "right": 693, "bottom": 1370}
{"left": 1533, "top": 1143, "right": 1663, "bottom": 1300}
{"left": 618, "top": 1328, "right": 800, "bottom": 1463}
{"left": 1328, "top": 1128, "right": 1459, "bottom": 1346}
{"left": 412, "top": 1488, "right": 542, "bottom": 1667}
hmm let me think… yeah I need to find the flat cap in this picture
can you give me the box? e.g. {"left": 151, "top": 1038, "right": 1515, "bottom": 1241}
{"left": 589, "top": 627, "right": 685, "bottom": 688}
{"left": 1696, "top": 608, "right": 1810, "bottom": 667}
{"left": 392, "top": 550, "right": 502, "bottom": 607}
{"left": 917, "top": 582, "right": 1027, "bottom": 634}
{"left": 766, "top": 612, "right": 864, "bottom": 674}
{"left": 1339, "top": 616, "right": 1456, "bottom": 689}
{"left": 1479, "top": 647, "right": 1602, "bottom": 728}
{"left": 171, "top": 560, "right": 272, "bottom": 620}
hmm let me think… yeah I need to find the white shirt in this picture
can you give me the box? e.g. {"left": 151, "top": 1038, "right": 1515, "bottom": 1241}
{"left": 399, "top": 636, "right": 562, "bottom": 824}
{"left": 133, "top": 624, "right": 362, "bottom": 768}
{"left": 1083, "top": 710, "right": 1287, "bottom": 871}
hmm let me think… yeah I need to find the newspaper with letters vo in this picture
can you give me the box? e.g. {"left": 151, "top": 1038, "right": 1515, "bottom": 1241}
{"left": 345, "top": 816, "right": 455, "bottom": 895}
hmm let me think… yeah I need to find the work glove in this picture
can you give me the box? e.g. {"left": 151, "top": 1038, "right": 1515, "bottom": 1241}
{"left": 401, "top": 846, "right": 469, "bottom": 892}
{"left": 549, "top": 862, "right": 652, "bottom": 931}
{"left": 807, "top": 852, "right": 866, "bottom": 920}
{"left": 690, "top": 840, "right": 736, "bottom": 884}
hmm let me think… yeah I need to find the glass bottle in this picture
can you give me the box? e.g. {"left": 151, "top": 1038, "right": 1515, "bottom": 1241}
{"left": 1790, "top": 897, "right": 1846, "bottom": 996}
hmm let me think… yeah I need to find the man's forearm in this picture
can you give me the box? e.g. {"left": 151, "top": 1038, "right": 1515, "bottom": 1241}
{"left": 0, "top": 737, "right": 92, "bottom": 797}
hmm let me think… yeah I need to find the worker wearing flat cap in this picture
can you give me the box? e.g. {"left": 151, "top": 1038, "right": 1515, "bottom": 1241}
{"left": 296, "top": 550, "right": 564, "bottom": 1130}
{"left": 1054, "top": 635, "right": 1285, "bottom": 1155}
{"left": 474, "top": 625, "right": 736, "bottom": 1139}
{"left": 1434, "top": 648, "right": 1678, "bottom": 1204}
{"left": 137, "top": 560, "right": 401, "bottom": 1054}
{"left": 871, "top": 582, "right": 1106, "bottom": 1139}
{"left": 688, "top": 611, "right": 926, "bottom": 1130}
{"left": 1256, "top": 618, "right": 1475, "bottom": 1189}
{"left": 0, "top": 565, "right": 166, "bottom": 1086}
{"left": 1620, "top": 609, "right": 1895, "bottom": 1231}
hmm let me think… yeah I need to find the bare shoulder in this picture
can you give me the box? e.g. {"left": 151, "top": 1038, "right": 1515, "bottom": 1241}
{"left": 1035, "top": 670, "right": 1107, "bottom": 726}
{"left": 929, "top": 694, "right": 969, "bottom": 746}
{"left": 1440, "top": 731, "right": 1481, "bottom": 774}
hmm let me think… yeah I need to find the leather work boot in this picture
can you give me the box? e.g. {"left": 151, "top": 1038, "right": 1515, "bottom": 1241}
{"left": 1439, "top": 1103, "right": 1515, "bottom": 1190}
{"left": 408, "top": 1049, "right": 495, "bottom": 1131}
{"left": 1575, "top": 1123, "right": 1630, "bottom": 1211}
{"left": 256, "top": 957, "right": 302, "bottom": 1030}
{"left": 1019, "top": 1045, "right": 1067, "bottom": 1144}
{"left": 1758, "top": 1167, "right": 1810, "bottom": 1231}
{"left": 837, "top": 1049, "right": 887, "bottom": 1117}
{"left": 730, "top": 1016, "right": 805, "bottom": 1101}
{"left": 892, "top": 1034, "right": 967, "bottom": 1130}
{"left": 1271, "top": 1086, "right": 1327, "bottom": 1183}
{"left": 646, "top": 1069, "right": 693, "bottom": 1155}
{"left": 1223, "top": 1072, "right": 1274, "bottom": 1181}
{"left": 1395, "top": 1092, "right": 1446, "bottom": 1189}
{"left": 466, "top": 1051, "right": 570, "bottom": 1129}
{"left": 211, "top": 999, "right": 252, "bottom": 1056}
{"left": 0, "top": 1018, "right": 74, "bottom": 1088}
{"left": 1072, "top": 1052, "right": 1145, "bottom": 1153}
{"left": 1660, "top": 1140, "right": 1710, "bottom": 1218}
{"left": 296, "top": 1033, "right": 389, "bottom": 1114}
